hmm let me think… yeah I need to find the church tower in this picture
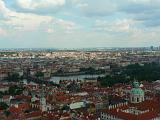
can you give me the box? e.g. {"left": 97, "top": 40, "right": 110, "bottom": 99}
{"left": 31, "top": 92, "right": 36, "bottom": 103}
{"left": 130, "top": 81, "right": 144, "bottom": 103}
{"left": 40, "top": 86, "right": 47, "bottom": 112}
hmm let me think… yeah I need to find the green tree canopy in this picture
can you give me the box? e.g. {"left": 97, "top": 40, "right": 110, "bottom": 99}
{"left": 7, "top": 72, "right": 20, "bottom": 82}
{"left": 99, "top": 62, "right": 160, "bottom": 87}
{"left": 0, "top": 102, "right": 9, "bottom": 110}
{"left": 35, "top": 71, "right": 44, "bottom": 78}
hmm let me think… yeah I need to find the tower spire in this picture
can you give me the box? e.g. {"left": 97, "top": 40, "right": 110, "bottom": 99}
{"left": 40, "top": 84, "right": 47, "bottom": 112}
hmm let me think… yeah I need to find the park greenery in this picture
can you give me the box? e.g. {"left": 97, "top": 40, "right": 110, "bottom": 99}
{"left": 0, "top": 102, "right": 9, "bottom": 110}
{"left": 8, "top": 85, "right": 24, "bottom": 95}
{"left": 98, "top": 62, "right": 160, "bottom": 87}
{"left": 35, "top": 71, "right": 44, "bottom": 78}
{"left": 7, "top": 72, "right": 22, "bottom": 82}
{"left": 0, "top": 86, "right": 24, "bottom": 96}
{"left": 4, "top": 110, "right": 11, "bottom": 117}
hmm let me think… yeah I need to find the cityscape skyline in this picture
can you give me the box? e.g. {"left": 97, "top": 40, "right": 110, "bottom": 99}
{"left": 0, "top": 0, "right": 160, "bottom": 48}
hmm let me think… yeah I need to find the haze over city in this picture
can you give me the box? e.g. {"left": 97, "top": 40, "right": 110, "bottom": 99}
{"left": 0, "top": 0, "right": 160, "bottom": 48}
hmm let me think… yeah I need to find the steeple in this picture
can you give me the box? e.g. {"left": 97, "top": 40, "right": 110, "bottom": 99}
{"left": 40, "top": 85, "right": 47, "bottom": 112}
{"left": 133, "top": 81, "right": 140, "bottom": 88}
{"left": 31, "top": 92, "right": 36, "bottom": 103}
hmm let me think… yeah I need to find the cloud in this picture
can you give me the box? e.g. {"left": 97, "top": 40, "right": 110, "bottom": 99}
{"left": 70, "top": 0, "right": 160, "bottom": 28}
{"left": 55, "top": 19, "right": 76, "bottom": 30}
{"left": 129, "top": 28, "right": 160, "bottom": 46}
{"left": 0, "top": 28, "right": 7, "bottom": 36}
{"left": 45, "top": 19, "right": 77, "bottom": 34}
{"left": 16, "top": 0, "right": 65, "bottom": 9}
{"left": 3, "top": 13, "right": 53, "bottom": 31}
{"left": 47, "top": 28, "right": 54, "bottom": 33}
{"left": 119, "top": 0, "right": 160, "bottom": 27}
{"left": 0, "top": 0, "right": 53, "bottom": 31}
{"left": 8, "top": 0, "right": 66, "bottom": 14}
{"left": 0, "top": 0, "right": 77, "bottom": 32}
{"left": 94, "top": 19, "right": 136, "bottom": 33}
{"left": 1, "top": 0, "right": 160, "bottom": 48}
{"left": 77, "top": 0, "right": 118, "bottom": 17}
{"left": 76, "top": 3, "right": 88, "bottom": 8}
{"left": 0, "top": 0, "right": 9, "bottom": 19}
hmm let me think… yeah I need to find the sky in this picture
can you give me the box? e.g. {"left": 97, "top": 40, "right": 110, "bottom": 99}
{"left": 0, "top": 0, "right": 160, "bottom": 48}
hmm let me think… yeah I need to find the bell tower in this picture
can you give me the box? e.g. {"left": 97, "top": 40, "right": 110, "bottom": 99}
{"left": 40, "top": 85, "right": 47, "bottom": 111}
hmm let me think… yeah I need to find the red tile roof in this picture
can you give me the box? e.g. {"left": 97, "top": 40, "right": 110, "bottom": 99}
{"left": 102, "top": 100, "right": 160, "bottom": 120}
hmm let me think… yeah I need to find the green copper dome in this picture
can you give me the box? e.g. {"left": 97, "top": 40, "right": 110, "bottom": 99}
{"left": 130, "top": 81, "right": 144, "bottom": 95}
{"left": 130, "top": 88, "right": 144, "bottom": 94}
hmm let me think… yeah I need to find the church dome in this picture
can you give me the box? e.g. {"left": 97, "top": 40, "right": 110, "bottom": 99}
{"left": 130, "top": 88, "right": 144, "bottom": 95}
{"left": 130, "top": 81, "right": 145, "bottom": 103}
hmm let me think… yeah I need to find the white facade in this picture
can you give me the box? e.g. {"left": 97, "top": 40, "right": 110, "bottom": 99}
{"left": 130, "top": 94, "right": 144, "bottom": 103}
{"left": 101, "top": 112, "right": 123, "bottom": 120}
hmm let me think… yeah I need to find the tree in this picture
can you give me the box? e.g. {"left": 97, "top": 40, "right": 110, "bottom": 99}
{"left": 62, "top": 104, "right": 70, "bottom": 111}
{"left": 0, "top": 102, "right": 8, "bottom": 110}
{"left": 35, "top": 71, "right": 44, "bottom": 79}
{"left": 4, "top": 110, "right": 10, "bottom": 117}
{"left": 0, "top": 91, "right": 4, "bottom": 98}
{"left": 7, "top": 72, "right": 20, "bottom": 82}
{"left": 99, "top": 62, "right": 160, "bottom": 87}
{"left": 8, "top": 85, "right": 24, "bottom": 95}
